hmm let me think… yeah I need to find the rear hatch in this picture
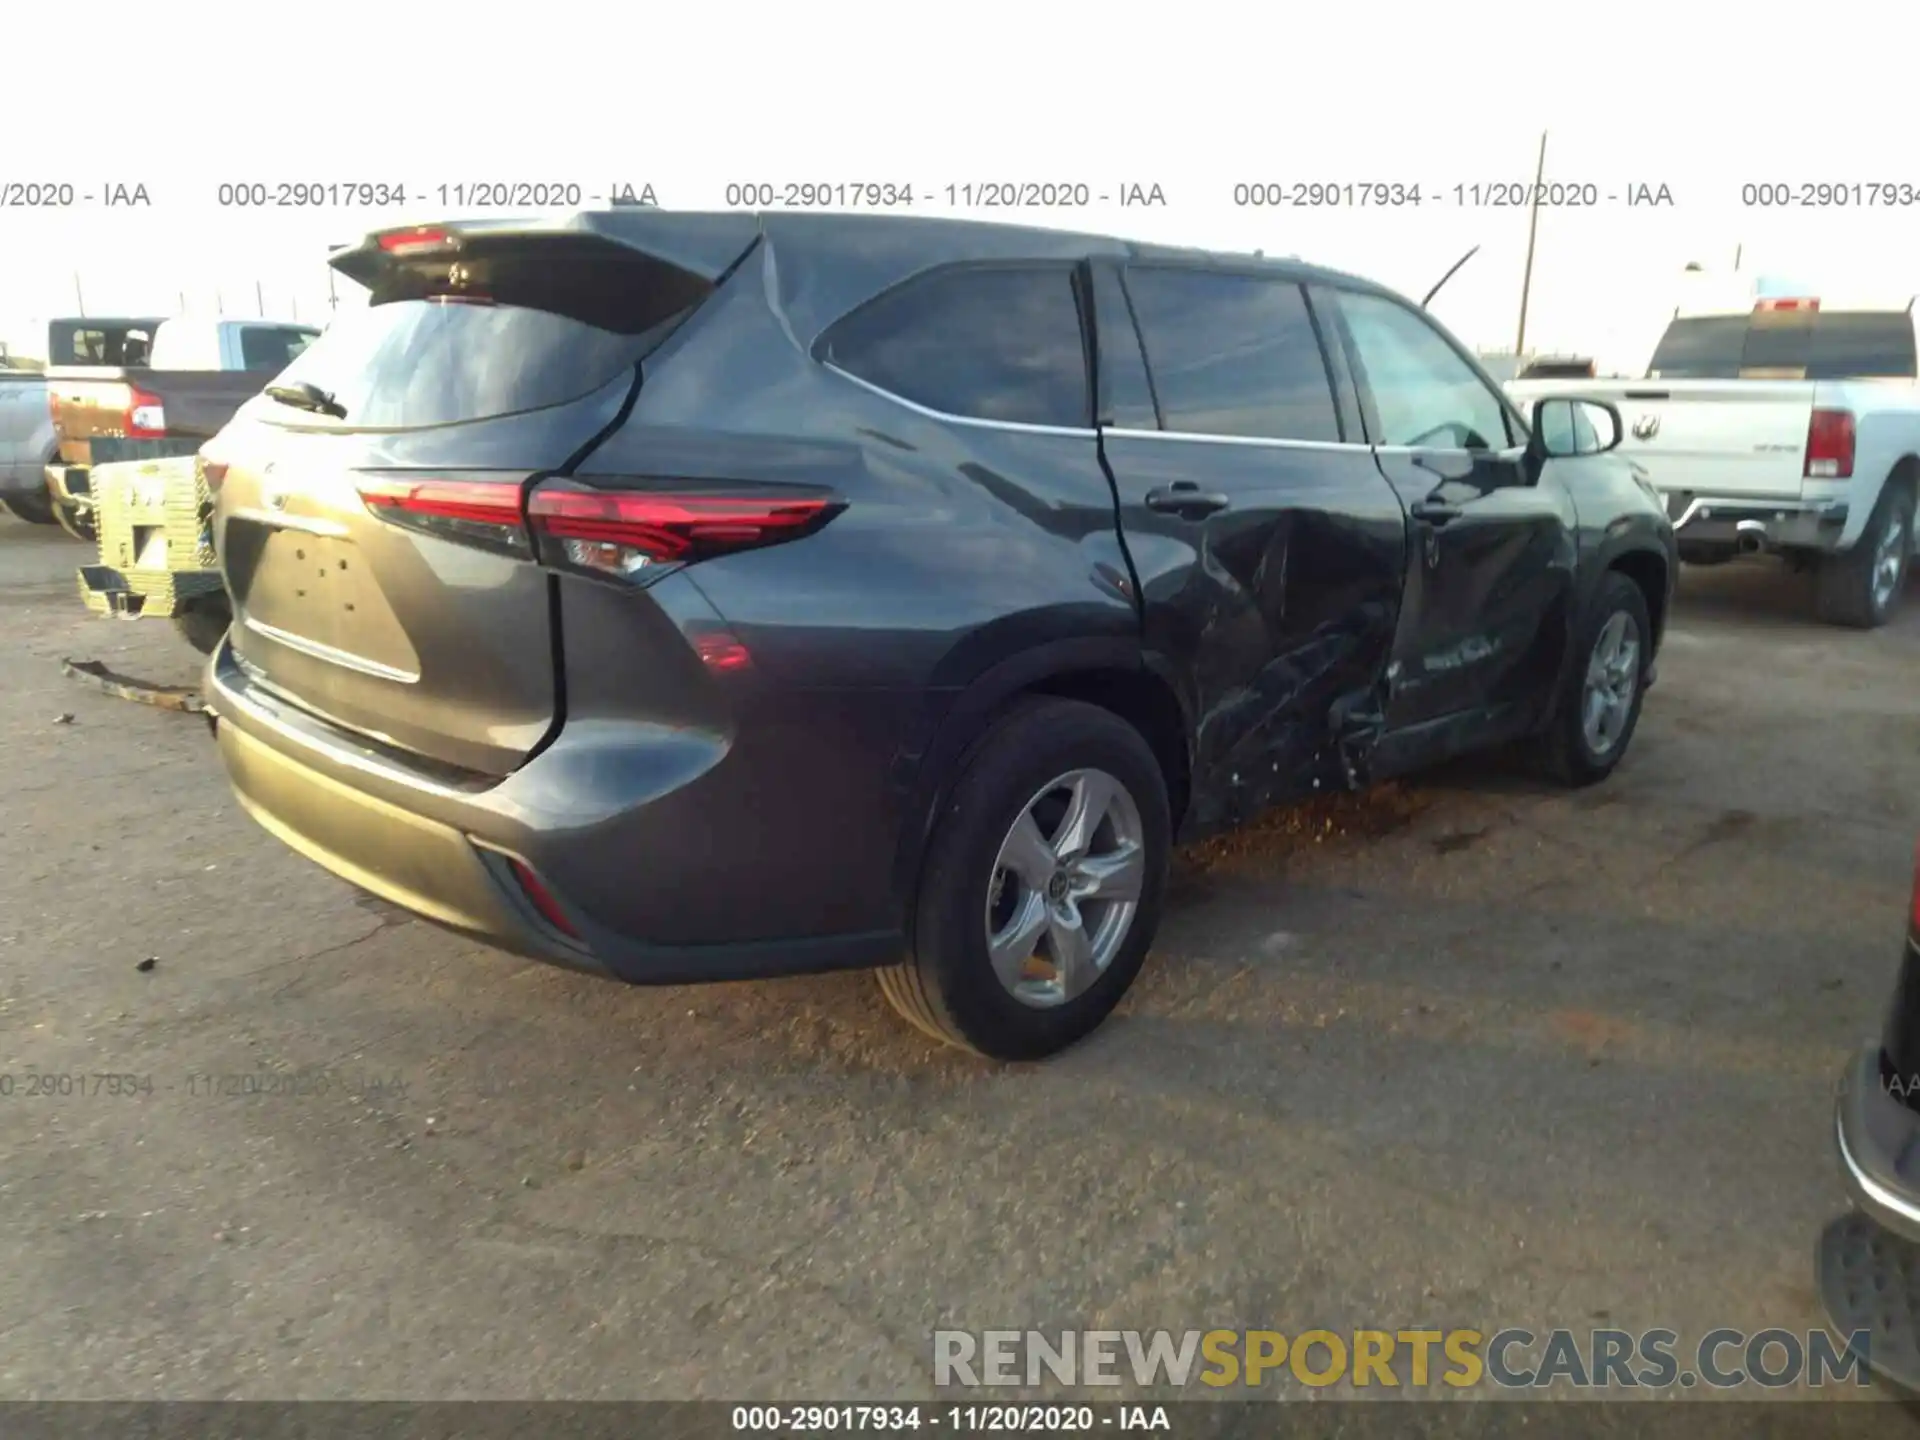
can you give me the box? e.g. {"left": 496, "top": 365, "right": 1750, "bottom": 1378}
{"left": 212, "top": 214, "right": 761, "bottom": 777}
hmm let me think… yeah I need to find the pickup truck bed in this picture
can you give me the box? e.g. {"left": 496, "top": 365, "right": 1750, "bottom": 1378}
{"left": 45, "top": 367, "right": 279, "bottom": 534}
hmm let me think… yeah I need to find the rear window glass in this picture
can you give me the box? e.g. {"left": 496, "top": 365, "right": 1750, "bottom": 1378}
{"left": 270, "top": 241, "right": 714, "bottom": 428}
{"left": 1649, "top": 312, "right": 1916, "bottom": 379}
{"left": 48, "top": 321, "right": 162, "bottom": 367}
{"left": 820, "top": 265, "right": 1090, "bottom": 429}
{"left": 240, "top": 327, "right": 318, "bottom": 372}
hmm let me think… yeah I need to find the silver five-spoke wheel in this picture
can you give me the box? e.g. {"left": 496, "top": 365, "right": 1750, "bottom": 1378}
{"left": 986, "top": 768, "right": 1145, "bottom": 1009}
{"left": 1581, "top": 610, "right": 1641, "bottom": 757}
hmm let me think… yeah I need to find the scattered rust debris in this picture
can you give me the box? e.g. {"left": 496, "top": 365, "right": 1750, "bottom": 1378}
{"left": 1192, "top": 781, "right": 1435, "bottom": 865}
{"left": 61, "top": 658, "right": 209, "bottom": 715}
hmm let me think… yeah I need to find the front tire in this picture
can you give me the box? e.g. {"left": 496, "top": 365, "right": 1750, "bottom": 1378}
{"left": 1816, "top": 479, "right": 1913, "bottom": 629}
{"left": 1537, "top": 571, "right": 1652, "bottom": 787}
{"left": 878, "top": 697, "right": 1171, "bottom": 1061}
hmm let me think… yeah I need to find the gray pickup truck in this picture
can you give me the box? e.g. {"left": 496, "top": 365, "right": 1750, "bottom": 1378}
{"left": 0, "top": 318, "right": 163, "bottom": 527}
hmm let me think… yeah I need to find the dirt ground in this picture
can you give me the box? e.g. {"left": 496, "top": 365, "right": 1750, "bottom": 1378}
{"left": 3, "top": 511, "right": 1918, "bottom": 1405}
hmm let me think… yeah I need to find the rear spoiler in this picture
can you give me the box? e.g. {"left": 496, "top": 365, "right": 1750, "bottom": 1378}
{"left": 330, "top": 211, "right": 766, "bottom": 289}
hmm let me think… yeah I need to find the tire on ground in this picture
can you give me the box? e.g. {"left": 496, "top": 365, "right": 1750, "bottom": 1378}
{"left": 0, "top": 488, "right": 57, "bottom": 525}
{"left": 1815, "top": 476, "right": 1914, "bottom": 630}
{"left": 878, "top": 696, "right": 1171, "bottom": 1061}
{"left": 1536, "top": 569, "right": 1654, "bottom": 788}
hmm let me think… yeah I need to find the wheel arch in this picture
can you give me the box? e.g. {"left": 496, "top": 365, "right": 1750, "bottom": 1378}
{"left": 890, "top": 639, "right": 1193, "bottom": 907}
{"left": 1606, "top": 544, "right": 1671, "bottom": 653}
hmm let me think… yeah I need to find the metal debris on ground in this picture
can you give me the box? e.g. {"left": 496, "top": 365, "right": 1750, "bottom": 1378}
{"left": 60, "top": 658, "right": 209, "bottom": 714}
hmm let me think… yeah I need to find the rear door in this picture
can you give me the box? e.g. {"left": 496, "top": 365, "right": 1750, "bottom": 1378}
{"left": 213, "top": 223, "right": 756, "bottom": 777}
{"left": 1325, "top": 285, "right": 1574, "bottom": 759}
{"left": 1092, "top": 261, "right": 1409, "bottom": 831}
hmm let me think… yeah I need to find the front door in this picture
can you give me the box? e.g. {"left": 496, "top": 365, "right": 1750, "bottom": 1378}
{"left": 1088, "top": 262, "right": 1409, "bottom": 834}
{"left": 1322, "top": 285, "right": 1576, "bottom": 769}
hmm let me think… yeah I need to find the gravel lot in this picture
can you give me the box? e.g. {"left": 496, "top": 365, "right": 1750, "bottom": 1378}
{"left": 3, "top": 511, "right": 1918, "bottom": 1406}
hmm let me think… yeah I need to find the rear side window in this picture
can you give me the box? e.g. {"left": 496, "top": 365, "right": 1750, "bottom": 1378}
{"left": 240, "top": 327, "right": 318, "bottom": 372}
{"left": 269, "top": 239, "right": 715, "bottom": 429}
{"left": 1121, "top": 269, "right": 1340, "bottom": 443}
{"left": 820, "top": 266, "right": 1090, "bottom": 428}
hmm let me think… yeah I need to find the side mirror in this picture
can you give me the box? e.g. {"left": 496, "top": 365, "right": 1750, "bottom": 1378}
{"left": 1529, "top": 396, "right": 1624, "bottom": 458}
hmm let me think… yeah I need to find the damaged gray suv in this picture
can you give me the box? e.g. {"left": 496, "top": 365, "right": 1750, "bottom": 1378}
{"left": 202, "top": 211, "right": 1676, "bottom": 1060}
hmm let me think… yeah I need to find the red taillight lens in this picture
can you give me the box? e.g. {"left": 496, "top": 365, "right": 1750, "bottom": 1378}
{"left": 1910, "top": 840, "right": 1920, "bottom": 937}
{"left": 377, "top": 227, "right": 454, "bottom": 255}
{"left": 509, "top": 859, "right": 580, "bottom": 940}
{"left": 1805, "top": 408, "right": 1856, "bottom": 479}
{"left": 357, "top": 476, "right": 531, "bottom": 557}
{"left": 528, "top": 485, "right": 843, "bottom": 579}
{"left": 1756, "top": 297, "right": 1820, "bottom": 312}
{"left": 125, "top": 384, "right": 166, "bottom": 439}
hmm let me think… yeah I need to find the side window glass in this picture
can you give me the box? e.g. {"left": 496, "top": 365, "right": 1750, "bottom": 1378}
{"left": 1339, "top": 291, "right": 1514, "bottom": 451}
{"left": 821, "top": 266, "right": 1090, "bottom": 428}
{"left": 1091, "top": 267, "right": 1159, "bottom": 429}
{"left": 1122, "top": 269, "right": 1340, "bottom": 442}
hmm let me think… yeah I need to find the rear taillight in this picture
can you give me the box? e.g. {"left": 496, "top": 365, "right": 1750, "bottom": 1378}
{"left": 1910, "top": 840, "right": 1920, "bottom": 938}
{"left": 125, "top": 385, "right": 166, "bottom": 439}
{"left": 357, "top": 477, "right": 531, "bottom": 558}
{"left": 528, "top": 485, "right": 844, "bottom": 581}
{"left": 1756, "top": 297, "right": 1820, "bottom": 313}
{"left": 1804, "top": 408, "right": 1855, "bottom": 479}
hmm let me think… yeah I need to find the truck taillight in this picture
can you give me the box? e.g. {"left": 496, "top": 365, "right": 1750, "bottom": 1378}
{"left": 527, "top": 484, "right": 844, "bottom": 581}
{"left": 1804, "top": 409, "right": 1855, "bottom": 479}
{"left": 125, "top": 384, "right": 167, "bottom": 439}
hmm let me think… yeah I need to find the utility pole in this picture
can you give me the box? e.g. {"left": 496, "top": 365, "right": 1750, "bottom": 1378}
{"left": 216, "top": 290, "right": 224, "bottom": 316}
{"left": 1513, "top": 130, "right": 1548, "bottom": 358}
{"left": 73, "top": 273, "right": 85, "bottom": 317}
{"left": 256, "top": 280, "right": 265, "bottom": 317}
{"left": 1733, "top": 243, "right": 1743, "bottom": 272}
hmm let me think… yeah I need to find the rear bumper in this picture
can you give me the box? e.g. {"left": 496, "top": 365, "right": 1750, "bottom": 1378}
{"left": 1836, "top": 1043, "right": 1920, "bottom": 1243}
{"left": 206, "top": 639, "right": 905, "bottom": 985}
{"left": 1667, "top": 493, "right": 1847, "bottom": 553}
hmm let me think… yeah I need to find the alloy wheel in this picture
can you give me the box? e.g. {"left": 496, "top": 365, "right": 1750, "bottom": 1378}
{"left": 985, "top": 768, "right": 1146, "bottom": 1009}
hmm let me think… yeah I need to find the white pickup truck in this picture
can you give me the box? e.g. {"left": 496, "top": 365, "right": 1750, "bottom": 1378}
{"left": 1509, "top": 297, "right": 1920, "bottom": 627}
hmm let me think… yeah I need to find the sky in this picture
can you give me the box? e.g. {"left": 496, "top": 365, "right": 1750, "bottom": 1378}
{"left": 4, "top": 0, "right": 1916, "bottom": 376}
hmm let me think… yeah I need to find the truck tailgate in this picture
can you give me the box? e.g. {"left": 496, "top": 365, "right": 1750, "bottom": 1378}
{"left": 1512, "top": 378, "right": 1814, "bottom": 501}
{"left": 47, "top": 367, "right": 276, "bottom": 467}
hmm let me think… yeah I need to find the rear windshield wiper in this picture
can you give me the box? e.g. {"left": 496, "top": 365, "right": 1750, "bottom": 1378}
{"left": 265, "top": 380, "right": 346, "bottom": 419}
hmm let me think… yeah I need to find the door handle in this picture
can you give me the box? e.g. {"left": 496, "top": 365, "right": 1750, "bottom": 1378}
{"left": 1144, "top": 484, "right": 1231, "bottom": 519}
{"left": 1410, "top": 500, "right": 1461, "bottom": 526}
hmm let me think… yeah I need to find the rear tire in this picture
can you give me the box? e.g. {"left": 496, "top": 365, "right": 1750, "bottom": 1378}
{"left": 1815, "top": 478, "right": 1913, "bottom": 629}
{"left": 0, "top": 488, "right": 57, "bottom": 525}
{"left": 877, "top": 697, "right": 1171, "bottom": 1061}
{"left": 1536, "top": 570, "right": 1652, "bottom": 788}
{"left": 172, "top": 596, "right": 232, "bottom": 656}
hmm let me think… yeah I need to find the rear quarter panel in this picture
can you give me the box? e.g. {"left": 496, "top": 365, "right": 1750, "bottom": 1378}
{"left": 565, "top": 231, "right": 1141, "bottom": 941}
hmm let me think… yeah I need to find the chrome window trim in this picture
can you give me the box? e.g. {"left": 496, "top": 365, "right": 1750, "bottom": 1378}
{"left": 1101, "top": 426, "right": 1369, "bottom": 454}
{"left": 822, "top": 361, "right": 1096, "bottom": 438}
